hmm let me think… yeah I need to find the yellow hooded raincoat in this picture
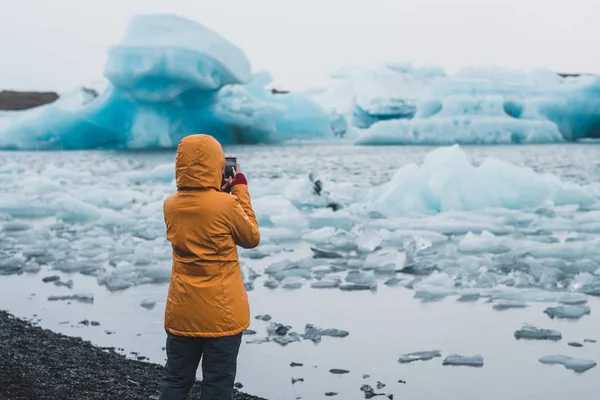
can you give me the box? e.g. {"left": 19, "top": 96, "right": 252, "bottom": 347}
{"left": 163, "top": 134, "right": 260, "bottom": 337}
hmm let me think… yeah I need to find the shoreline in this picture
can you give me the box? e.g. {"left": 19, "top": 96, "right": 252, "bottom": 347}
{"left": 0, "top": 310, "right": 266, "bottom": 400}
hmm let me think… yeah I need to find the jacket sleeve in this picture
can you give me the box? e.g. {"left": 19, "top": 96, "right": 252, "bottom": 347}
{"left": 229, "top": 180, "right": 260, "bottom": 249}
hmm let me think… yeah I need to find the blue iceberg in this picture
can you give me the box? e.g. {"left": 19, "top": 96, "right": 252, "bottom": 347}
{"left": 311, "top": 64, "right": 600, "bottom": 145}
{"left": 0, "top": 14, "right": 332, "bottom": 150}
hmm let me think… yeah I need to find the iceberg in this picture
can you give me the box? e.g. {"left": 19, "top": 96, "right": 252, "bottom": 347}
{"left": 369, "top": 145, "right": 596, "bottom": 215}
{"left": 307, "top": 64, "right": 600, "bottom": 146}
{"left": 355, "top": 95, "right": 564, "bottom": 145}
{"left": 0, "top": 14, "right": 332, "bottom": 150}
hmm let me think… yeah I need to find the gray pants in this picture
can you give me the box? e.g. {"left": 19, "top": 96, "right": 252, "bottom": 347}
{"left": 159, "top": 332, "right": 242, "bottom": 400}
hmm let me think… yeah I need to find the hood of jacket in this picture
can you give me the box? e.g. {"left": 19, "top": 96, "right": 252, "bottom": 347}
{"left": 175, "top": 134, "right": 225, "bottom": 190}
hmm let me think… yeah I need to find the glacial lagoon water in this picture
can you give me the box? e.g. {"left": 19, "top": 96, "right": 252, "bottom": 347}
{"left": 1, "top": 142, "right": 600, "bottom": 399}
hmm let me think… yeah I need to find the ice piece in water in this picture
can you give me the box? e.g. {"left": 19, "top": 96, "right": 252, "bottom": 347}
{"left": 281, "top": 276, "right": 304, "bottom": 289}
{"left": 442, "top": 354, "right": 484, "bottom": 367}
{"left": 398, "top": 350, "right": 442, "bottom": 364}
{"left": 578, "top": 282, "right": 600, "bottom": 296}
{"left": 457, "top": 293, "right": 481, "bottom": 302}
{"left": 492, "top": 300, "right": 529, "bottom": 311}
{"left": 264, "top": 278, "right": 280, "bottom": 289}
{"left": 47, "top": 294, "right": 94, "bottom": 304}
{"left": 354, "top": 229, "right": 383, "bottom": 253}
{"left": 368, "top": 145, "right": 596, "bottom": 215}
{"left": 274, "top": 269, "right": 312, "bottom": 282}
{"left": 339, "top": 283, "right": 377, "bottom": 291}
{"left": 0, "top": 256, "right": 24, "bottom": 275}
{"left": 538, "top": 355, "right": 596, "bottom": 373}
{"left": 413, "top": 272, "right": 456, "bottom": 301}
{"left": 140, "top": 299, "right": 156, "bottom": 310}
{"left": 311, "top": 277, "right": 341, "bottom": 289}
{"left": 384, "top": 277, "right": 407, "bottom": 287}
{"left": 514, "top": 324, "right": 562, "bottom": 341}
{"left": 272, "top": 334, "right": 302, "bottom": 346}
{"left": 344, "top": 271, "right": 376, "bottom": 287}
{"left": 458, "top": 231, "right": 510, "bottom": 254}
{"left": 568, "top": 342, "right": 583, "bottom": 348}
{"left": 544, "top": 305, "right": 591, "bottom": 320}
{"left": 302, "top": 227, "right": 337, "bottom": 244}
{"left": 362, "top": 249, "right": 405, "bottom": 273}
{"left": 246, "top": 337, "right": 270, "bottom": 345}
{"left": 490, "top": 288, "right": 588, "bottom": 305}
{"left": 302, "top": 324, "right": 349, "bottom": 343}
{"left": 310, "top": 246, "right": 345, "bottom": 259}
{"left": 265, "top": 260, "right": 292, "bottom": 275}
{"left": 311, "top": 265, "right": 336, "bottom": 279}
{"left": 2, "top": 221, "right": 33, "bottom": 232}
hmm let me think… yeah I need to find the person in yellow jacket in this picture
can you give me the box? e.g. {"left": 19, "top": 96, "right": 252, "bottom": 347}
{"left": 159, "top": 134, "right": 260, "bottom": 400}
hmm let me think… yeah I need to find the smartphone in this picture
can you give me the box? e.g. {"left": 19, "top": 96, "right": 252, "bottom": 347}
{"left": 224, "top": 154, "right": 237, "bottom": 178}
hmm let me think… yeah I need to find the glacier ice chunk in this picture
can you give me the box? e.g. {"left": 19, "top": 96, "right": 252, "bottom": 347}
{"left": 492, "top": 300, "right": 529, "bottom": 311}
{"left": 105, "top": 14, "right": 251, "bottom": 101}
{"left": 398, "top": 350, "right": 441, "bottom": 364}
{"left": 0, "top": 15, "right": 332, "bottom": 150}
{"left": 544, "top": 305, "right": 591, "bottom": 320}
{"left": 514, "top": 324, "right": 562, "bottom": 341}
{"left": 538, "top": 355, "right": 596, "bottom": 373}
{"left": 442, "top": 354, "right": 484, "bottom": 367}
{"left": 369, "top": 145, "right": 596, "bottom": 215}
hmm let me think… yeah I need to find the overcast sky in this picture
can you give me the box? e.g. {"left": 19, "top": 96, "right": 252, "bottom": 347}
{"left": 0, "top": 0, "right": 598, "bottom": 92}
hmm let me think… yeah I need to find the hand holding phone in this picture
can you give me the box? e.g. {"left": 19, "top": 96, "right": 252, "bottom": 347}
{"left": 224, "top": 154, "right": 237, "bottom": 178}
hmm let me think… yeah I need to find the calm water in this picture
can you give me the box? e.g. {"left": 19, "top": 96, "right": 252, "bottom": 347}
{"left": 1, "top": 143, "right": 600, "bottom": 399}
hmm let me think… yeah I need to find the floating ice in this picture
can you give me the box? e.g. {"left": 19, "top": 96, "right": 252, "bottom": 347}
{"left": 492, "top": 300, "right": 529, "bottom": 311}
{"left": 370, "top": 145, "right": 596, "bottom": 215}
{"left": 341, "top": 271, "right": 377, "bottom": 291}
{"left": 442, "top": 354, "right": 484, "bottom": 367}
{"left": 538, "top": 355, "right": 597, "bottom": 373}
{"left": 140, "top": 299, "right": 157, "bottom": 310}
{"left": 514, "top": 324, "right": 562, "bottom": 341}
{"left": 544, "top": 305, "right": 591, "bottom": 320}
{"left": 0, "top": 14, "right": 332, "bottom": 150}
{"left": 47, "top": 294, "right": 94, "bottom": 304}
{"left": 302, "top": 324, "right": 349, "bottom": 343}
{"left": 398, "top": 350, "right": 442, "bottom": 364}
{"left": 311, "top": 277, "right": 342, "bottom": 289}
{"left": 329, "top": 65, "right": 600, "bottom": 145}
{"left": 362, "top": 249, "right": 404, "bottom": 273}
{"left": 413, "top": 272, "right": 457, "bottom": 301}
{"left": 280, "top": 276, "right": 304, "bottom": 289}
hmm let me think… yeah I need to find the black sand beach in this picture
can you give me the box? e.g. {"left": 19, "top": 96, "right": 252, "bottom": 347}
{"left": 0, "top": 310, "right": 266, "bottom": 400}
